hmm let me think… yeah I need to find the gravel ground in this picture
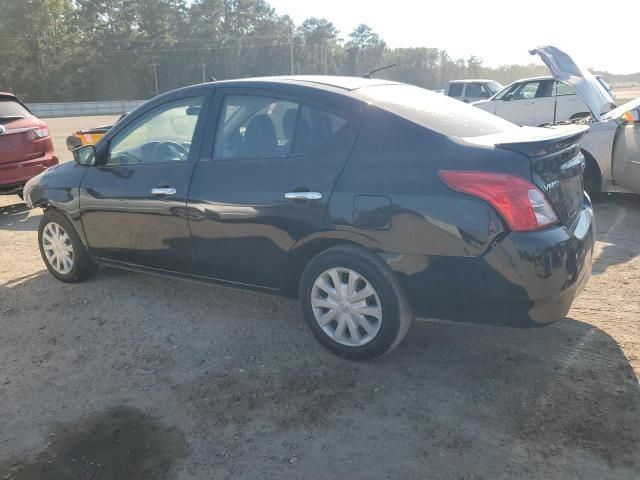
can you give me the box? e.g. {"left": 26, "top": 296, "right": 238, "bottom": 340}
{"left": 0, "top": 116, "right": 638, "bottom": 479}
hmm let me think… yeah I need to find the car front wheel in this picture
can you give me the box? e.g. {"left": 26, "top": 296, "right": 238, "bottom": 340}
{"left": 38, "top": 210, "right": 97, "bottom": 282}
{"left": 299, "top": 245, "right": 413, "bottom": 360}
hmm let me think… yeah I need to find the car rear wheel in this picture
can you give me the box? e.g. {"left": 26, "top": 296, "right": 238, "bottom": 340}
{"left": 582, "top": 150, "right": 601, "bottom": 199}
{"left": 38, "top": 210, "right": 97, "bottom": 282}
{"left": 299, "top": 245, "right": 412, "bottom": 360}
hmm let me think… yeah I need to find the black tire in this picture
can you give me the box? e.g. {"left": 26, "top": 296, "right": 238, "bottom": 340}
{"left": 582, "top": 150, "right": 601, "bottom": 199}
{"left": 299, "top": 245, "right": 413, "bottom": 360}
{"left": 38, "top": 209, "right": 97, "bottom": 283}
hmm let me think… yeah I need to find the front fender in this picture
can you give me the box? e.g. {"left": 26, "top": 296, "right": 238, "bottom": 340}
{"left": 25, "top": 162, "right": 89, "bottom": 246}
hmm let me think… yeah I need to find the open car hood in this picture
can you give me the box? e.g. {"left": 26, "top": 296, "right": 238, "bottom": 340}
{"left": 529, "top": 46, "right": 615, "bottom": 121}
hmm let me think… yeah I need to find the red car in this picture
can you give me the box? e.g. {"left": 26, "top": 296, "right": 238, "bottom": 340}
{"left": 0, "top": 92, "right": 57, "bottom": 198}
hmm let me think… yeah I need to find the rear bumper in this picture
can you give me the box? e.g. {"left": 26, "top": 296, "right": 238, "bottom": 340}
{"left": 483, "top": 202, "right": 594, "bottom": 324}
{"left": 0, "top": 153, "right": 58, "bottom": 191}
{"left": 390, "top": 201, "right": 595, "bottom": 325}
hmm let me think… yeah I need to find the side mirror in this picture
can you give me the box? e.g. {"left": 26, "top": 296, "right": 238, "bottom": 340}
{"left": 73, "top": 144, "right": 96, "bottom": 166}
{"left": 621, "top": 109, "right": 640, "bottom": 124}
{"left": 186, "top": 105, "right": 201, "bottom": 116}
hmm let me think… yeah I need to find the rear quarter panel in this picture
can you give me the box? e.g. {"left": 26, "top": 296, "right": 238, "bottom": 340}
{"left": 327, "top": 106, "right": 530, "bottom": 258}
{"left": 580, "top": 120, "right": 617, "bottom": 187}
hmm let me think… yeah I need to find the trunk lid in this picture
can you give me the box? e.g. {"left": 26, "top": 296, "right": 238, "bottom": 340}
{"left": 529, "top": 45, "right": 615, "bottom": 121}
{"left": 463, "top": 125, "right": 589, "bottom": 227}
{"left": 0, "top": 117, "right": 46, "bottom": 165}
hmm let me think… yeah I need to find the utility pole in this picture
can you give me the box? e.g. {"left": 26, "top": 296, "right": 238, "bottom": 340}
{"left": 289, "top": 26, "right": 294, "bottom": 75}
{"left": 324, "top": 40, "right": 328, "bottom": 75}
{"left": 200, "top": 58, "right": 207, "bottom": 84}
{"left": 150, "top": 58, "right": 159, "bottom": 96}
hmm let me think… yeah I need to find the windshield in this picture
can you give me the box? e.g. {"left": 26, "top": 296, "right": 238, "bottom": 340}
{"left": 492, "top": 84, "right": 514, "bottom": 100}
{"left": 487, "top": 81, "right": 504, "bottom": 94}
{"left": 0, "top": 98, "right": 31, "bottom": 122}
{"left": 355, "top": 84, "right": 517, "bottom": 138}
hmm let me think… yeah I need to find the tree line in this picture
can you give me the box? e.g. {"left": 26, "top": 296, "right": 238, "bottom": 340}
{"left": 0, "top": 0, "right": 630, "bottom": 102}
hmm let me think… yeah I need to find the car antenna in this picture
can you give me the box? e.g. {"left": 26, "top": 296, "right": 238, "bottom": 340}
{"left": 361, "top": 64, "right": 397, "bottom": 79}
{"left": 208, "top": 76, "right": 217, "bottom": 82}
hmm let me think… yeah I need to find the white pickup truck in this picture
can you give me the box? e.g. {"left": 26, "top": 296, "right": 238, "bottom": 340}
{"left": 472, "top": 76, "right": 591, "bottom": 126}
{"left": 444, "top": 79, "right": 504, "bottom": 103}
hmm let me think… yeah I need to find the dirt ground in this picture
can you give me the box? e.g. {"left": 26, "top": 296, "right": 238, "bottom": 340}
{"left": 0, "top": 117, "right": 638, "bottom": 479}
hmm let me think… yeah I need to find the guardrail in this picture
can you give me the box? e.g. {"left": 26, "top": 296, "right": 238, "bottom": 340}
{"left": 25, "top": 100, "right": 147, "bottom": 118}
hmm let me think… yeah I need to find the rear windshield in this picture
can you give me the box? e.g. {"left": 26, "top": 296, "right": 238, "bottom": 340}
{"left": 355, "top": 84, "right": 517, "bottom": 138}
{"left": 0, "top": 98, "right": 31, "bottom": 121}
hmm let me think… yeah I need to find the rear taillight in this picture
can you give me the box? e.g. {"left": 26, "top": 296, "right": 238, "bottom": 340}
{"left": 439, "top": 170, "right": 558, "bottom": 232}
{"left": 27, "top": 125, "right": 49, "bottom": 140}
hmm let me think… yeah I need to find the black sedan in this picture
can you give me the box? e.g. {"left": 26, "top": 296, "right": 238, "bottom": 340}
{"left": 24, "top": 76, "right": 594, "bottom": 359}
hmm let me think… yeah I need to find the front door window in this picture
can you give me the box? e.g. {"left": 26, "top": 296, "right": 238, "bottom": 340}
{"left": 107, "top": 96, "right": 204, "bottom": 165}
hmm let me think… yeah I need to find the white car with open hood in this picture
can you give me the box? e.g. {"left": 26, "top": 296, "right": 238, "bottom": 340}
{"left": 473, "top": 76, "right": 592, "bottom": 126}
{"left": 482, "top": 46, "right": 639, "bottom": 196}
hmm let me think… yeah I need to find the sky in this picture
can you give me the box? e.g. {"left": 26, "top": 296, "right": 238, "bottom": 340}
{"left": 267, "top": 0, "right": 640, "bottom": 74}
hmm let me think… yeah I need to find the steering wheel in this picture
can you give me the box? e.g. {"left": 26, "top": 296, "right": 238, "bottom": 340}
{"left": 152, "top": 141, "right": 189, "bottom": 162}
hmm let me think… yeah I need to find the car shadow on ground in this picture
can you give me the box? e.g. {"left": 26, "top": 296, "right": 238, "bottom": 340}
{"left": 0, "top": 268, "right": 638, "bottom": 479}
{"left": 0, "top": 199, "right": 39, "bottom": 231}
{"left": 592, "top": 193, "right": 640, "bottom": 275}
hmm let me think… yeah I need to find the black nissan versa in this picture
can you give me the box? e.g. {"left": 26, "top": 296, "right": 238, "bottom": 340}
{"left": 23, "top": 76, "right": 594, "bottom": 359}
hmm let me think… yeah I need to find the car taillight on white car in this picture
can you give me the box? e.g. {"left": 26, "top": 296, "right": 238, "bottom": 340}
{"left": 439, "top": 170, "right": 559, "bottom": 232}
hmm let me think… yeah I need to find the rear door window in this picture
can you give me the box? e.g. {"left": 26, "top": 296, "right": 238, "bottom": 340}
{"left": 553, "top": 81, "right": 576, "bottom": 96}
{"left": 447, "top": 83, "right": 464, "bottom": 97}
{"left": 465, "top": 83, "right": 491, "bottom": 99}
{"left": 293, "top": 105, "right": 347, "bottom": 154}
{"left": 214, "top": 94, "right": 348, "bottom": 159}
{"left": 214, "top": 95, "right": 299, "bottom": 159}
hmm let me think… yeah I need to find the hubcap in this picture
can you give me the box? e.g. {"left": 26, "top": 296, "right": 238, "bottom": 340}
{"left": 311, "top": 267, "right": 382, "bottom": 347}
{"left": 42, "top": 222, "right": 74, "bottom": 275}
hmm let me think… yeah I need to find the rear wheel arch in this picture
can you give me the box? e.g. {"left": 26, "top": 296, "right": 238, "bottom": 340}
{"left": 283, "top": 237, "right": 367, "bottom": 296}
{"left": 297, "top": 243, "right": 413, "bottom": 359}
{"left": 581, "top": 148, "right": 602, "bottom": 196}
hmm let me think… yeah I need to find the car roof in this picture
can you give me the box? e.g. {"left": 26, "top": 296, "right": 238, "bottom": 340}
{"left": 449, "top": 79, "right": 498, "bottom": 84}
{"left": 514, "top": 76, "right": 554, "bottom": 82}
{"left": 0, "top": 92, "right": 17, "bottom": 99}
{"left": 207, "top": 75, "right": 400, "bottom": 93}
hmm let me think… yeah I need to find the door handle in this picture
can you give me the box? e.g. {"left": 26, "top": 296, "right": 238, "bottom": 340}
{"left": 284, "top": 191, "right": 322, "bottom": 201}
{"left": 151, "top": 187, "right": 177, "bottom": 196}
{"left": 524, "top": 101, "right": 535, "bottom": 105}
